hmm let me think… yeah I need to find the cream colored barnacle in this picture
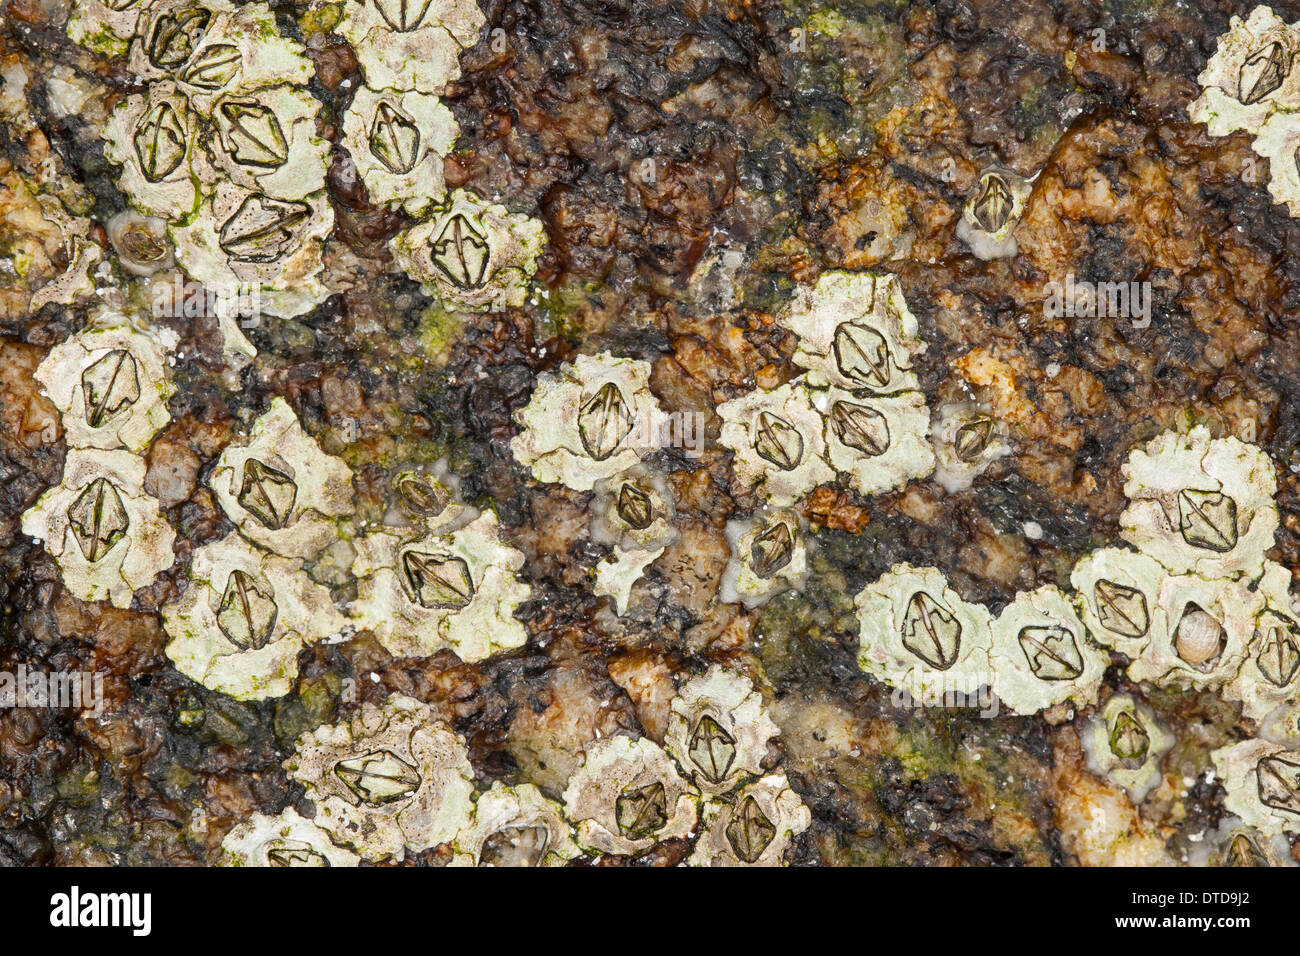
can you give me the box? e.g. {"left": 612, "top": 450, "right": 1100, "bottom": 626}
{"left": 220, "top": 807, "right": 360, "bottom": 867}
{"left": 21, "top": 449, "right": 175, "bottom": 608}
{"left": 1080, "top": 694, "right": 1174, "bottom": 804}
{"left": 989, "top": 585, "right": 1108, "bottom": 715}
{"left": 511, "top": 352, "right": 663, "bottom": 492}
{"left": 208, "top": 86, "right": 328, "bottom": 200}
{"left": 930, "top": 401, "right": 1011, "bottom": 493}
{"left": 663, "top": 666, "right": 779, "bottom": 795}
{"left": 1213, "top": 738, "right": 1300, "bottom": 838}
{"left": 562, "top": 735, "right": 699, "bottom": 856}
{"left": 390, "top": 189, "right": 546, "bottom": 312}
{"left": 855, "top": 564, "right": 995, "bottom": 701}
{"left": 342, "top": 88, "right": 459, "bottom": 216}
{"left": 66, "top": 0, "right": 144, "bottom": 57}
{"left": 103, "top": 82, "right": 204, "bottom": 223}
{"left": 350, "top": 507, "right": 530, "bottom": 662}
{"left": 1189, "top": 6, "right": 1300, "bottom": 137}
{"left": 687, "top": 774, "right": 810, "bottom": 867}
{"left": 1225, "top": 562, "right": 1300, "bottom": 721}
{"left": 778, "top": 270, "right": 924, "bottom": 393}
{"left": 1251, "top": 109, "right": 1300, "bottom": 216}
{"left": 208, "top": 397, "right": 354, "bottom": 560}
{"left": 35, "top": 318, "right": 177, "bottom": 453}
{"left": 1127, "top": 572, "right": 1260, "bottom": 688}
{"left": 1120, "top": 427, "right": 1278, "bottom": 580}
{"left": 956, "top": 167, "right": 1032, "bottom": 260}
{"left": 719, "top": 510, "right": 807, "bottom": 609}
{"left": 590, "top": 468, "right": 678, "bottom": 615}
{"left": 818, "top": 387, "right": 934, "bottom": 496}
{"left": 284, "top": 694, "right": 475, "bottom": 861}
{"left": 1069, "top": 547, "right": 1166, "bottom": 659}
{"left": 451, "top": 783, "right": 580, "bottom": 867}
{"left": 337, "top": 0, "right": 485, "bottom": 94}
{"left": 717, "top": 378, "right": 835, "bottom": 506}
{"left": 106, "top": 211, "right": 174, "bottom": 276}
{"left": 162, "top": 533, "right": 346, "bottom": 700}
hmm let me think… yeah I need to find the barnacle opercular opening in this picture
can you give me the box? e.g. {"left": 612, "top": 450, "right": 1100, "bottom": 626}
{"left": 67, "top": 477, "right": 130, "bottom": 562}
{"left": 901, "top": 590, "right": 962, "bottom": 670}
{"left": 334, "top": 750, "right": 422, "bottom": 807}
{"left": 1018, "top": 625, "right": 1084, "bottom": 681}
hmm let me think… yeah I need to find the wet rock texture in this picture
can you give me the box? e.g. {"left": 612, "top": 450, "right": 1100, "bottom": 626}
{"left": 1, "top": 0, "right": 1299, "bottom": 864}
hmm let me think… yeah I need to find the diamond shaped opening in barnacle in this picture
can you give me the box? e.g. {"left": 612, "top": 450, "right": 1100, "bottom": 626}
{"left": 615, "top": 482, "right": 653, "bottom": 530}
{"left": 1018, "top": 625, "right": 1084, "bottom": 681}
{"left": 375, "top": 0, "right": 435, "bottom": 32}
{"left": 750, "top": 521, "right": 794, "bottom": 579}
{"left": 832, "top": 323, "right": 890, "bottom": 389}
{"left": 1108, "top": 710, "right": 1150, "bottom": 763}
{"left": 334, "top": 749, "right": 422, "bottom": 806}
{"left": 133, "top": 101, "right": 187, "bottom": 184}
{"left": 615, "top": 780, "right": 668, "bottom": 839}
{"left": 1093, "top": 579, "right": 1150, "bottom": 639}
{"left": 146, "top": 7, "right": 212, "bottom": 69}
{"left": 1256, "top": 616, "right": 1300, "bottom": 688}
{"left": 430, "top": 213, "right": 490, "bottom": 290}
{"left": 237, "top": 458, "right": 297, "bottom": 529}
{"left": 215, "top": 569, "right": 278, "bottom": 651}
{"left": 479, "top": 825, "right": 550, "bottom": 867}
{"left": 265, "top": 842, "right": 330, "bottom": 867}
{"left": 1173, "top": 603, "right": 1227, "bottom": 672}
{"left": 753, "top": 411, "right": 803, "bottom": 471}
{"left": 393, "top": 473, "right": 448, "bottom": 518}
{"left": 725, "top": 795, "right": 777, "bottom": 864}
{"left": 67, "top": 478, "right": 130, "bottom": 563}
{"left": 954, "top": 416, "right": 995, "bottom": 462}
{"left": 1256, "top": 754, "right": 1300, "bottom": 816}
{"left": 218, "top": 195, "right": 311, "bottom": 264}
{"left": 577, "top": 381, "right": 633, "bottom": 462}
{"left": 1239, "top": 41, "right": 1290, "bottom": 105}
{"left": 901, "top": 591, "right": 962, "bottom": 670}
{"left": 81, "top": 349, "right": 141, "bottom": 429}
{"left": 1225, "top": 833, "right": 1269, "bottom": 867}
{"left": 1177, "top": 489, "right": 1238, "bottom": 553}
{"left": 688, "top": 715, "right": 736, "bottom": 783}
{"left": 369, "top": 101, "right": 421, "bottom": 175}
{"left": 830, "top": 400, "right": 890, "bottom": 457}
{"left": 400, "top": 551, "right": 474, "bottom": 610}
{"left": 971, "top": 173, "right": 1014, "bottom": 233}
{"left": 217, "top": 102, "right": 289, "bottom": 169}
{"left": 179, "top": 43, "right": 241, "bottom": 90}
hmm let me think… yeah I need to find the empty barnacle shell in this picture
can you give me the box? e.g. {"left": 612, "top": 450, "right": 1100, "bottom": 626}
{"left": 106, "top": 210, "right": 173, "bottom": 275}
{"left": 578, "top": 381, "right": 634, "bottom": 462}
{"left": 900, "top": 590, "right": 962, "bottom": 670}
{"left": 479, "top": 826, "right": 547, "bottom": 867}
{"left": 1173, "top": 602, "right": 1228, "bottom": 671}
{"left": 215, "top": 568, "right": 278, "bottom": 650}
{"left": 832, "top": 322, "right": 891, "bottom": 388}
{"left": 237, "top": 458, "right": 297, "bottom": 530}
{"left": 335, "top": 749, "right": 423, "bottom": 806}
{"left": 451, "top": 782, "right": 580, "bottom": 867}
{"left": 750, "top": 520, "right": 795, "bottom": 578}
{"left": 829, "top": 400, "right": 889, "bottom": 456}
{"left": 400, "top": 551, "right": 474, "bottom": 610}
{"left": 687, "top": 774, "right": 810, "bottom": 867}
{"left": 1177, "top": 489, "right": 1239, "bottom": 553}
{"left": 1129, "top": 570, "right": 1257, "bottom": 689}
{"left": 220, "top": 808, "right": 360, "bottom": 867}
{"left": 1018, "top": 625, "right": 1085, "bottom": 681}
{"left": 665, "top": 666, "right": 780, "bottom": 794}
{"left": 67, "top": 477, "right": 130, "bottom": 562}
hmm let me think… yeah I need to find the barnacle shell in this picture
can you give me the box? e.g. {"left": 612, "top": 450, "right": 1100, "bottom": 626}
{"left": 663, "top": 666, "right": 779, "bottom": 795}
{"left": 66, "top": 0, "right": 145, "bottom": 57}
{"left": 687, "top": 774, "right": 810, "bottom": 867}
{"left": 207, "top": 86, "right": 328, "bottom": 200}
{"left": 1069, "top": 547, "right": 1166, "bottom": 659}
{"left": 1213, "top": 737, "right": 1300, "bottom": 838}
{"left": 1251, "top": 109, "right": 1300, "bottom": 216}
{"left": 717, "top": 378, "right": 835, "bottom": 506}
{"left": 956, "top": 167, "right": 1032, "bottom": 259}
{"left": 930, "top": 401, "right": 1011, "bottom": 493}
{"left": 337, "top": 0, "right": 486, "bottom": 94}
{"left": 1224, "top": 562, "right": 1300, "bottom": 721}
{"left": 719, "top": 510, "right": 807, "bottom": 609}
{"left": 989, "top": 585, "right": 1108, "bottom": 715}
{"left": 590, "top": 467, "right": 677, "bottom": 615}
{"left": 342, "top": 88, "right": 459, "bottom": 216}
{"left": 1189, "top": 6, "right": 1300, "bottom": 136}
{"left": 451, "top": 782, "right": 580, "bottom": 866}
{"left": 220, "top": 807, "right": 360, "bottom": 867}
{"left": 103, "top": 82, "right": 204, "bottom": 223}
{"left": 1080, "top": 694, "right": 1174, "bottom": 804}
{"left": 1126, "top": 572, "right": 1259, "bottom": 688}
{"left": 818, "top": 387, "right": 934, "bottom": 495}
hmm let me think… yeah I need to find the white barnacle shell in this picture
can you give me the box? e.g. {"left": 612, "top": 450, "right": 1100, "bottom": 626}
{"left": 337, "top": 0, "right": 485, "bottom": 94}
{"left": 21, "top": 448, "right": 175, "bottom": 608}
{"left": 1213, "top": 737, "right": 1300, "bottom": 839}
{"left": 1069, "top": 547, "right": 1166, "bottom": 659}
{"left": 219, "top": 807, "right": 360, "bottom": 867}
{"left": 451, "top": 782, "right": 580, "bottom": 867}
{"left": 1079, "top": 694, "right": 1174, "bottom": 804}
{"left": 66, "top": 0, "right": 146, "bottom": 57}
{"left": 817, "top": 386, "right": 935, "bottom": 496}
{"left": 283, "top": 694, "right": 475, "bottom": 861}
{"left": 717, "top": 377, "right": 835, "bottom": 506}
{"left": 103, "top": 82, "right": 205, "bottom": 223}
{"left": 929, "top": 400, "right": 1011, "bottom": 493}
{"left": 1188, "top": 6, "right": 1300, "bottom": 136}
{"left": 1252, "top": 109, "right": 1300, "bottom": 216}
{"left": 162, "top": 533, "right": 346, "bottom": 700}
{"left": 663, "top": 665, "right": 780, "bottom": 795}
{"left": 342, "top": 87, "right": 459, "bottom": 216}
{"left": 590, "top": 467, "right": 677, "bottom": 615}
{"left": 207, "top": 397, "right": 355, "bottom": 560}
{"left": 687, "top": 773, "right": 810, "bottom": 867}
{"left": 207, "top": 85, "right": 329, "bottom": 200}
{"left": 718, "top": 509, "right": 807, "bottom": 609}
{"left": 1224, "top": 561, "right": 1300, "bottom": 722}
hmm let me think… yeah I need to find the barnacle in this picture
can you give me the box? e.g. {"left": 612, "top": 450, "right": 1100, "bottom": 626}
{"left": 511, "top": 352, "right": 664, "bottom": 492}
{"left": 103, "top": 81, "right": 204, "bottom": 222}
{"left": 34, "top": 317, "right": 177, "bottom": 453}
{"left": 562, "top": 735, "right": 699, "bottom": 856}
{"left": 989, "top": 586, "right": 1108, "bottom": 715}
{"left": 106, "top": 210, "right": 173, "bottom": 276}
{"left": 220, "top": 808, "right": 360, "bottom": 867}
{"left": 930, "top": 401, "right": 1011, "bottom": 493}
{"left": 390, "top": 189, "right": 546, "bottom": 312}
{"left": 819, "top": 387, "right": 935, "bottom": 496}
{"left": 590, "top": 468, "right": 678, "bottom": 615}
{"left": 956, "top": 167, "right": 1032, "bottom": 260}
{"left": 342, "top": 88, "right": 459, "bottom": 216}
{"left": 284, "top": 694, "right": 475, "bottom": 861}
{"left": 337, "top": 0, "right": 486, "bottom": 94}
{"left": 162, "top": 534, "right": 346, "bottom": 700}
{"left": 1069, "top": 547, "right": 1166, "bottom": 660}
{"left": 1213, "top": 738, "right": 1300, "bottom": 838}
{"left": 207, "top": 86, "right": 329, "bottom": 200}
{"left": 1224, "top": 562, "right": 1300, "bottom": 721}
{"left": 1203, "top": 822, "right": 1295, "bottom": 867}
{"left": 451, "top": 783, "right": 580, "bottom": 866}
{"left": 21, "top": 449, "right": 175, "bottom": 608}
{"left": 207, "top": 397, "right": 354, "bottom": 560}
{"left": 1251, "top": 109, "right": 1300, "bottom": 216}
{"left": 663, "top": 666, "right": 779, "bottom": 795}
{"left": 687, "top": 774, "right": 810, "bottom": 867}
{"left": 719, "top": 510, "right": 807, "bottom": 608}
{"left": 350, "top": 508, "right": 531, "bottom": 662}
{"left": 1080, "top": 695, "right": 1174, "bottom": 804}
{"left": 1189, "top": 6, "right": 1300, "bottom": 137}
{"left": 717, "top": 379, "right": 835, "bottom": 506}
{"left": 66, "top": 0, "right": 146, "bottom": 57}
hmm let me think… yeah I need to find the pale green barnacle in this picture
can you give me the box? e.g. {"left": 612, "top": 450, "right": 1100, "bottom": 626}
{"left": 219, "top": 807, "right": 360, "bottom": 867}
{"left": 989, "top": 585, "right": 1108, "bottom": 715}
{"left": 102, "top": 82, "right": 204, "bottom": 223}
{"left": 34, "top": 318, "right": 177, "bottom": 453}
{"left": 208, "top": 397, "right": 354, "bottom": 560}
{"left": 1069, "top": 547, "right": 1167, "bottom": 659}
{"left": 162, "top": 533, "right": 346, "bottom": 700}
{"left": 1213, "top": 738, "right": 1300, "bottom": 838}
{"left": 208, "top": 87, "right": 328, "bottom": 200}
{"left": 663, "top": 666, "right": 780, "bottom": 795}
{"left": 66, "top": 0, "right": 145, "bottom": 57}
{"left": 342, "top": 88, "right": 459, "bottom": 216}
{"left": 1121, "top": 427, "right": 1278, "bottom": 579}
{"left": 1080, "top": 694, "right": 1174, "bottom": 804}
{"left": 390, "top": 189, "right": 546, "bottom": 312}
{"left": 562, "top": 735, "right": 700, "bottom": 856}
{"left": 687, "top": 774, "right": 810, "bottom": 867}
{"left": 1188, "top": 6, "right": 1300, "bottom": 137}
{"left": 929, "top": 401, "right": 1011, "bottom": 493}
{"left": 350, "top": 508, "right": 530, "bottom": 662}
{"left": 590, "top": 468, "right": 678, "bottom": 616}
{"left": 284, "top": 694, "right": 475, "bottom": 861}
{"left": 450, "top": 783, "right": 580, "bottom": 867}
{"left": 511, "top": 352, "right": 664, "bottom": 492}
{"left": 718, "top": 510, "right": 807, "bottom": 609}
{"left": 778, "top": 270, "right": 924, "bottom": 393}
{"left": 1225, "top": 562, "right": 1300, "bottom": 721}
{"left": 21, "top": 449, "right": 175, "bottom": 608}
{"left": 1251, "top": 109, "right": 1300, "bottom": 216}
{"left": 855, "top": 564, "right": 995, "bottom": 701}
{"left": 818, "top": 387, "right": 935, "bottom": 496}
{"left": 956, "top": 167, "right": 1032, "bottom": 260}
{"left": 337, "top": 0, "right": 486, "bottom": 94}
{"left": 717, "top": 379, "right": 835, "bottom": 506}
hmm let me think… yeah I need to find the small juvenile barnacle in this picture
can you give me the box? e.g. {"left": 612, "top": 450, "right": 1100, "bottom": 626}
{"left": 663, "top": 666, "right": 780, "bottom": 795}
{"left": 1213, "top": 738, "right": 1300, "bottom": 838}
{"left": 511, "top": 352, "right": 663, "bottom": 492}
{"left": 989, "top": 586, "right": 1108, "bottom": 715}
{"left": 103, "top": 82, "right": 203, "bottom": 223}
{"left": 22, "top": 449, "right": 175, "bottom": 608}
{"left": 162, "top": 533, "right": 346, "bottom": 700}
{"left": 819, "top": 387, "right": 935, "bottom": 496}
{"left": 66, "top": 0, "right": 146, "bottom": 57}
{"left": 590, "top": 468, "right": 678, "bottom": 615}
{"left": 855, "top": 564, "right": 995, "bottom": 701}
{"left": 1189, "top": 6, "right": 1300, "bottom": 137}
{"left": 719, "top": 510, "right": 807, "bottom": 609}
{"left": 219, "top": 808, "right": 360, "bottom": 867}
{"left": 929, "top": 401, "right": 1011, "bottom": 493}
{"left": 562, "top": 735, "right": 699, "bottom": 856}
{"left": 1069, "top": 547, "right": 1166, "bottom": 659}
{"left": 208, "top": 86, "right": 328, "bottom": 200}
{"left": 337, "top": 0, "right": 485, "bottom": 94}
{"left": 342, "top": 88, "right": 459, "bottom": 216}
{"left": 1080, "top": 694, "right": 1174, "bottom": 804}
{"left": 208, "top": 397, "right": 354, "bottom": 560}
{"left": 451, "top": 783, "right": 580, "bottom": 867}
{"left": 956, "top": 167, "right": 1032, "bottom": 260}
{"left": 34, "top": 317, "right": 177, "bottom": 453}
{"left": 390, "top": 463, "right": 458, "bottom": 524}
{"left": 284, "top": 694, "right": 475, "bottom": 861}
{"left": 717, "top": 379, "right": 835, "bottom": 506}
{"left": 1120, "top": 427, "right": 1278, "bottom": 579}
{"left": 687, "top": 774, "right": 810, "bottom": 867}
